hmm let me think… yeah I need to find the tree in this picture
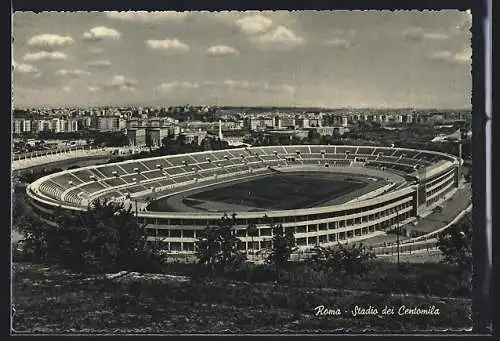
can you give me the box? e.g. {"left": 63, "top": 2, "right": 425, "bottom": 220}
{"left": 267, "top": 224, "right": 296, "bottom": 270}
{"left": 16, "top": 208, "right": 47, "bottom": 263}
{"left": 246, "top": 223, "right": 259, "bottom": 259}
{"left": 20, "top": 199, "right": 163, "bottom": 273}
{"left": 438, "top": 213, "right": 472, "bottom": 273}
{"left": 196, "top": 213, "right": 242, "bottom": 274}
{"left": 309, "top": 242, "right": 375, "bottom": 274}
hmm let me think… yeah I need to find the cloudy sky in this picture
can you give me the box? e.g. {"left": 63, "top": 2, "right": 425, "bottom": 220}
{"left": 12, "top": 10, "right": 472, "bottom": 109}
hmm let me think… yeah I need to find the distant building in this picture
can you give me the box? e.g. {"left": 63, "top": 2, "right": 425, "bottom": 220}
{"left": 98, "top": 117, "right": 126, "bottom": 132}
{"left": 280, "top": 117, "right": 295, "bottom": 128}
{"left": 126, "top": 128, "right": 146, "bottom": 147}
{"left": 180, "top": 131, "right": 207, "bottom": 145}
{"left": 296, "top": 118, "right": 310, "bottom": 129}
{"left": 13, "top": 118, "right": 31, "bottom": 134}
{"left": 80, "top": 116, "right": 92, "bottom": 129}
{"left": 146, "top": 127, "right": 170, "bottom": 147}
{"left": 316, "top": 126, "right": 349, "bottom": 136}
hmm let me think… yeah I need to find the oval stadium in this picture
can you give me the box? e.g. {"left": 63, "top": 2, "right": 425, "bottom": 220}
{"left": 26, "top": 145, "right": 460, "bottom": 255}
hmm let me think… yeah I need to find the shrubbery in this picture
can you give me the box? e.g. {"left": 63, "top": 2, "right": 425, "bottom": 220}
{"left": 308, "top": 242, "right": 376, "bottom": 274}
{"left": 438, "top": 212, "right": 472, "bottom": 293}
{"left": 17, "top": 200, "right": 164, "bottom": 274}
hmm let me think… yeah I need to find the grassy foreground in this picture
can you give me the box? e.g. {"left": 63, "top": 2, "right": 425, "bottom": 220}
{"left": 12, "top": 262, "right": 471, "bottom": 334}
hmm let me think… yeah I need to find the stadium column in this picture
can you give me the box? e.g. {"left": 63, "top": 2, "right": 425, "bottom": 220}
{"left": 413, "top": 187, "right": 419, "bottom": 217}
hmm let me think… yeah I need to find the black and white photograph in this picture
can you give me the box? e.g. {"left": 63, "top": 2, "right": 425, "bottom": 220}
{"left": 11, "top": 9, "right": 482, "bottom": 334}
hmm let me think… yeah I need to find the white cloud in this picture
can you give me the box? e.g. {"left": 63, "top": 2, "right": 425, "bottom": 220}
{"left": 157, "top": 81, "right": 199, "bottom": 93}
{"left": 272, "top": 84, "right": 295, "bottom": 95}
{"left": 87, "top": 60, "right": 112, "bottom": 69}
{"left": 89, "top": 47, "right": 104, "bottom": 54}
{"left": 83, "top": 26, "right": 121, "bottom": 42}
{"left": 324, "top": 38, "right": 351, "bottom": 49}
{"left": 423, "top": 32, "right": 451, "bottom": 41}
{"left": 110, "top": 75, "right": 136, "bottom": 86}
{"left": 454, "top": 47, "right": 472, "bottom": 63}
{"left": 221, "top": 80, "right": 295, "bottom": 94}
{"left": 63, "top": 86, "right": 72, "bottom": 93}
{"left": 23, "top": 51, "right": 68, "bottom": 62}
{"left": 100, "top": 75, "right": 138, "bottom": 92}
{"left": 206, "top": 45, "right": 239, "bottom": 57}
{"left": 86, "top": 85, "right": 101, "bottom": 92}
{"left": 55, "top": 69, "right": 91, "bottom": 78}
{"left": 145, "top": 38, "right": 189, "bottom": 51}
{"left": 157, "top": 80, "right": 294, "bottom": 95}
{"left": 13, "top": 61, "right": 39, "bottom": 74}
{"left": 235, "top": 14, "right": 273, "bottom": 35}
{"left": 255, "top": 26, "right": 304, "bottom": 48}
{"left": 105, "top": 11, "right": 188, "bottom": 22}
{"left": 403, "top": 27, "right": 450, "bottom": 42}
{"left": 428, "top": 47, "right": 471, "bottom": 64}
{"left": 27, "top": 33, "right": 74, "bottom": 50}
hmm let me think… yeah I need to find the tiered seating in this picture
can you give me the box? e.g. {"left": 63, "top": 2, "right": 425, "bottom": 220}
{"left": 196, "top": 162, "right": 218, "bottom": 171}
{"left": 391, "top": 163, "right": 417, "bottom": 173}
{"left": 33, "top": 146, "right": 454, "bottom": 208}
{"left": 335, "top": 146, "right": 349, "bottom": 154}
{"left": 247, "top": 147, "right": 268, "bottom": 156}
{"left": 121, "top": 173, "right": 148, "bottom": 183}
{"left": 174, "top": 174, "right": 194, "bottom": 184}
{"left": 102, "top": 177, "right": 128, "bottom": 187}
{"left": 332, "top": 160, "right": 351, "bottom": 167}
{"left": 391, "top": 150, "right": 407, "bottom": 158}
{"left": 242, "top": 156, "right": 261, "bottom": 164}
{"left": 164, "top": 167, "right": 185, "bottom": 176}
{"left": 39, "top": 182, "right": 65, "bottom": 201}
{"left": 80, "top": 181, "right": 107, "bottom": 194}
{"left": 103, "top": 191, "right": 123, "bottom": 198}
{"left": 142, "top": 170, "right": 165, "bottom": 180}
{"left": 50, "top": 173, "right": 80, "bottom": 188}
{"left": 372, "top": 147, "right": 389, "bottom": 156}
{"left": 324, "top": 153, "right": 346, "bottom": 160}
{"left": 124, "top": 185, "right": 149, "bottom": 194}
{"left": 65, "top": 191, "right": 82, "bottom": 205}
{"left": 355, "top": 147, "right": 375, "bottom": 155}
{"left": 260, "top": 155, "right": 278, "bottom": 161}
{"left": 283, "top": 146, "right": 309, "bottom": 155}
{"left": 140, "top": 159, "right": 171, "bottom": 170}
{"left": 377, "top": 156, "right": 399, "bottom": 163}
{"left": 187, "top": 154, "right": 208, "bottom": 164}
{"left": 71, "top": 169, "right": 97, "bottom": 181}
{"left": 94, "top": 165, "right": 123, "bottom": 178}
{"left": 266, "top": 146, "right": 287, "bottom": 155}
{"left": 165, "top": 156, "right": 188, "bottom": 167}
{"left": 118, "top": 162, "right": 149, "bottom": 173}
{"left": 156, "top": 178, "right": 176, "bottom": 187}
{"left": 68, "top": 174, "right": 85, "bottom": 185}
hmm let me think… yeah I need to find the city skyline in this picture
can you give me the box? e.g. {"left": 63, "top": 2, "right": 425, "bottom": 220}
{"left": 13, "top": 10, "right": 472, "bottom": 109}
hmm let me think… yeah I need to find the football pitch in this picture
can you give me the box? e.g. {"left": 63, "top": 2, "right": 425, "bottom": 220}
{"left": 182, "top": 172, "right": 367, "bottom": 211}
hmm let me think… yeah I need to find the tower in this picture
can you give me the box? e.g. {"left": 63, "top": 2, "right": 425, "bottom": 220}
{"left": 218, "top": 120, "right": 223, "bottom": 140}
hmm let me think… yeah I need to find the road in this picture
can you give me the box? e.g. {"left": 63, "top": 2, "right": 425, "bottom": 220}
{"left": 362, "top": 183, "right": 471, "bottom": 248}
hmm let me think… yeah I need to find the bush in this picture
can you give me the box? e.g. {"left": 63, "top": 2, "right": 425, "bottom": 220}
{"left": 308, "top": 242, "right": 376, "bottom": 274}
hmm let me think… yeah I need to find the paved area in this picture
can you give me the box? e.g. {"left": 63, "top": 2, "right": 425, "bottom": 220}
{"left": 12, "top": 149, "right": 113, "bottom": 171}
{"left": 362, "top": 183, "right": 471, "bottom": 248}
{"left": 377, "top": 249, "right": 444, "bottom": 263}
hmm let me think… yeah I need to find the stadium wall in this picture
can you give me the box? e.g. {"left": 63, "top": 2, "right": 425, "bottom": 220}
{"left": 26, "top": 145, "right": 460, "bottom": 254}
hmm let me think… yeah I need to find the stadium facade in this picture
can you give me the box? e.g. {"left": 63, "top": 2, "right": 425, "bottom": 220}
{"left": 27, "top": 145, "right": 460, "bottom": 254}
